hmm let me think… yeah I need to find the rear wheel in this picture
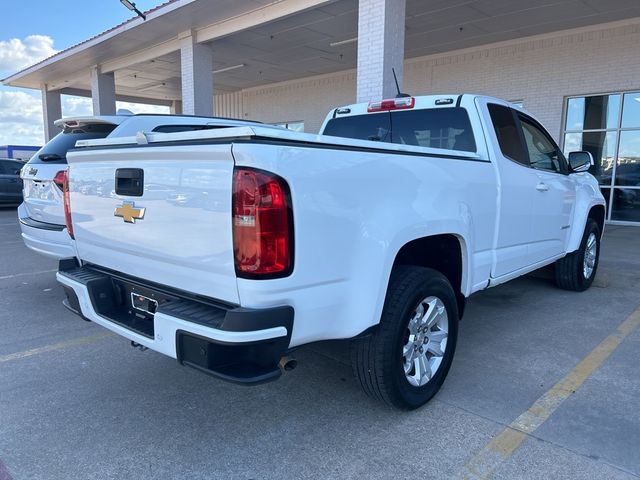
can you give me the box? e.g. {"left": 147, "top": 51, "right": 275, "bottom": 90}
{"left": 351, "top": 266, "right": 459, "bottom": 410}
{"left": 555, "top": 219, "right": 600, "bottom": 291}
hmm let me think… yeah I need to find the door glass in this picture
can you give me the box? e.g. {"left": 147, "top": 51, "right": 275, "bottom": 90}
{"left": 520, "top": 117, "right": 563, "bottom": 173}
{"left": 616, "top": 131, "right": 640, "bottom": 186}
{"left": 487, "top": 104, "right": 527, "bottom": 165}
{"left": 621, "top": 92, "right": 640, "bottom": 128}
{"left": 565, "top": 95, "right": 620, "bottom": 131}
{"left": 563, "top": 131, "right": 617, "bottom": 184}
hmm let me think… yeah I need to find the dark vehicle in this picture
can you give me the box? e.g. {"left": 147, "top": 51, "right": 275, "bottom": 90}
{"left": 0, "top": 158, "right": 25, "bottom": 205}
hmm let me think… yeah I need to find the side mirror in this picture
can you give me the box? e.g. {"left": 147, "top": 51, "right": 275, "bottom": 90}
{"left": 568, "top": 151, "right": 594, "bottom": 173}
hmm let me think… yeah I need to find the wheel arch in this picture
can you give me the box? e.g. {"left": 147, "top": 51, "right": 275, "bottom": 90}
{"left": 567, "top": 201, "right": 607, "bottom": 253}
{"left": 588, "top": 204, "right": 605, "bottom": 238}
{"left": 391, "top": 233, "right": 468, "bottom": 319}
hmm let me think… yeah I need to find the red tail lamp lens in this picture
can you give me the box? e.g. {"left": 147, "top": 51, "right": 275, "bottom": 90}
{"left": 232, "top": 168, "right": 292, "bottom": 278}
{"left": 61, "top": 169, "right": 74, "bottom": 239}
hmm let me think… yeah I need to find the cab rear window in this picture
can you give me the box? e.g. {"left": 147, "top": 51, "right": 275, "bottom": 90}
{"left": 323, "top": 107, "right": 476, "bottom": 152}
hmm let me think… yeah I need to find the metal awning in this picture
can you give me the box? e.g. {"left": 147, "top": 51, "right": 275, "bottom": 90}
{"left": 4, "top": 0, "right": 640, "bottom": 101}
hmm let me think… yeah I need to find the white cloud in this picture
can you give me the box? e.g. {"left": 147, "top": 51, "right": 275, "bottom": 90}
{"left": 0, "top": 89, "right": 44, "bottom": 145}
{"left": 61, "top": 95, "right": 92, "bottom": 117}
{"left": 60, "top": 95, "right": 170, "bottom": 116}
{"left": 0, "top": 89, "right": 172, "bottom": 146}
{"left": 115, "top": 101, "right": 170, "bottom": 115}
{"left": 0, "top": 35, "right": 58, "bottom": 72}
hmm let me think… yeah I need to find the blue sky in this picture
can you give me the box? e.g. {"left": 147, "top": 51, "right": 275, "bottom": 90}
{"left": 0, "top": 1, "right": 166, "bottom": 147}
{"left": 2, "top": 0, "right": 160, "bottom": 55}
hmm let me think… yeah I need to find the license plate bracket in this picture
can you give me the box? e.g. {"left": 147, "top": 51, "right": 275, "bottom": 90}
{"left": 131, "top": 292, "right": 158, "bottom": 317}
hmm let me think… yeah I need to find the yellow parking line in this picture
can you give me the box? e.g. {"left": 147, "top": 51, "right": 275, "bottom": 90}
{"left": 456, "top": 305, "right": 640, "bottom": 480}
{"left": 0, "top": 331, "right": 114, "bottom": 364}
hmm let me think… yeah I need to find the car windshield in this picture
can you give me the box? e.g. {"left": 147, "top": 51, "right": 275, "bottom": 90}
{"left": 323, "top": 107, "right": 476, "bottom": 152}
{"left": 28, "top": 124, "right": 117, "bottom": 164}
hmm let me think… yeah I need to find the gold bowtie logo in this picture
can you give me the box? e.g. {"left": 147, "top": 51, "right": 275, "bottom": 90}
{"left": 114, "top": 201, "right": 145, "bottom": 223}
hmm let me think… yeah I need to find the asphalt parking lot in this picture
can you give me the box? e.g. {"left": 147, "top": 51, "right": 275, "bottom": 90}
{"left": 1, "top": 207, "right": 639, "bottom": 480}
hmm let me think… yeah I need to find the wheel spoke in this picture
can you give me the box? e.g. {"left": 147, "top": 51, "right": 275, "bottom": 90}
{"left": 424, "top": 299, "right": 443, "bottom": 328}
{"left": 409, "top": 303, "right": 425, "bottom": 333}
{"left": 429, "top": 330, "right": 448, "bottom": 343}
{"left": 404, "top": 359, "right": 413, "bottom": 376}
{"left": 426, "top": 340, "right": 444, "bottom": 357}
{"left": 417, "top": 355, "right": 431, "bottom": 384}
{"left": 403, "top": 342, "right": 415, "bottom": 360}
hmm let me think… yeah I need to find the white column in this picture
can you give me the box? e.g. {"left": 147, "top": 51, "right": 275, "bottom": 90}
{"left": 41, "top": 85, "right": 62, "bottom": 142}
{"left": 179, "top": 31, "right": 214, "bottom": 116}
{"left": 356, "top": 0, "right": 406, "bottom": 103}
{"left": 90, "top": 66, "right": 117, "bottom": 115}
{"left": 170, "top": 100, "right": 183, "bottom": 115}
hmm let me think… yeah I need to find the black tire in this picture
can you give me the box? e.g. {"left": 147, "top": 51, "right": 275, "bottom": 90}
{"left": 555, "top": 219, "right": 600, "bottom": 292}
{"left": 350, "top": 266, "right": 459, "bottom": 410}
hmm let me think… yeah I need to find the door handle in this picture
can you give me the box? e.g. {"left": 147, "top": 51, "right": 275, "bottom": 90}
{"left": 536, "top": 182, "right": 549, "bottom": 192}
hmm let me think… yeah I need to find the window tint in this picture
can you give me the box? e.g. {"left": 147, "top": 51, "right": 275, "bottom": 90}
{"left": 28, "top": 124, "right": 116, "bottom": 165}
{"left": 323, "top": 108, "right": 476, "bottom": 152}
{"left": 152, "top": 124, "right": 219, "bottom": 134}
{"left": 0, "top": 160, "right": 23, "bottom": 175}
{"left": 519, "top": 115, "right": 566, "bottom": 173}
{"left": 488, "top": 104, "right": 527, "bottom": 165}
{"left": 391, "top": 108, "right": 476, "bottom": 152}
{"left": 323, "top": 112, "right": 391, "bottom": 143}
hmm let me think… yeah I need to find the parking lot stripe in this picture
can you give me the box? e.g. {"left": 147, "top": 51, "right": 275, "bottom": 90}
{"left": 0, "top": 269, "right": 57, "bottom": 281}
{"left": 456, "top": 305, "right": 640, "bottom": 480}
{"left": 0, "top": 332, "right": 114, "bottom": 364}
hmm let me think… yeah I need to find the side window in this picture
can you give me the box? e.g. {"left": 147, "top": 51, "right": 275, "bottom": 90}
{"left": 518, "top": 115, "right": 566, "bottom": 174}
{"left": 487, "top": 104, "right": 528, "bottom": 165}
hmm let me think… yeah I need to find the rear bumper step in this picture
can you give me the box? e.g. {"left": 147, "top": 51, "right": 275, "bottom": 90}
{"left": 57, "top": 262, "right": 294, "bottom": 385}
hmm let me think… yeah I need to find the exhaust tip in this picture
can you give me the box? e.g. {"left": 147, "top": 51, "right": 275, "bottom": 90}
{"left": 279, "top": 356, "right": 297, "bottom": 372}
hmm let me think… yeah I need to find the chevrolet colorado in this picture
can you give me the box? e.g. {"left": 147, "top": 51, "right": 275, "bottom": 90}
{"left": 56, "top": 94, "right": 605, "bottom": 409}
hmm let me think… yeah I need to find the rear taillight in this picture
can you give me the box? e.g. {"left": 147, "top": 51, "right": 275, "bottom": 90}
{"left": 53, "top": 170, "right": 66, "bottom": 190}
{"left": 61, "top": 169, "right": 74, "bottom": 239}
{"left": 232, "top": 167, "right": 292, "bottom": 278}
{"left": 367, "top": 96, "right": 415, "bottom": 112}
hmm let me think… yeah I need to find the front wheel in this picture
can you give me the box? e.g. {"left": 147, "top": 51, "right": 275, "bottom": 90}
{"left": 555, "top": 219, "right": 601, "bottom": 291}
{"left": 351, "top": 266, "right": 459, "bottom": 410}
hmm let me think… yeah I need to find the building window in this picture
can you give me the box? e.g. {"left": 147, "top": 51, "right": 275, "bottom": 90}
{"left": 274, "top": 121, "right": 304, "bottom": 132}
{"left": 563, "top": 92, "right": 640, "bottom": 224}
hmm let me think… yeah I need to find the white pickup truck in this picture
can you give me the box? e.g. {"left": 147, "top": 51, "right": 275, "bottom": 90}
{"left": 56, "top": 94, "right": 605, "bottom": 409}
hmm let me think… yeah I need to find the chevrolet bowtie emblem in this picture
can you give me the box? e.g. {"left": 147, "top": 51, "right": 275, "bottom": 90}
{"left": 114, "top": 201, "right": 145, "bottom": 223}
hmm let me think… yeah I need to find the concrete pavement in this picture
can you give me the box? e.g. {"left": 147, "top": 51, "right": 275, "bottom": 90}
{"left": 0, "top": 207, "right": 638, "bottom": 479}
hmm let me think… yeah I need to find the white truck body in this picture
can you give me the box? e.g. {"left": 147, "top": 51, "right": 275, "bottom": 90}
{"left": 19, "top": 114, "right": 273, "bottom": 259}
{"left": 57, "top": 94, "right": 605, "bottom": 406}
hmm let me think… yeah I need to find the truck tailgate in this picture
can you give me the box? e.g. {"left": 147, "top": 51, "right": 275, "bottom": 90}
{"left": 67, "top": 144, "right": 239, "bottom": 304}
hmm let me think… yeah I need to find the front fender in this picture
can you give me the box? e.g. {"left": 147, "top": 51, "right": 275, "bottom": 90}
{"left": 567, "top": 173, "right": 606, "bottom": 253}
